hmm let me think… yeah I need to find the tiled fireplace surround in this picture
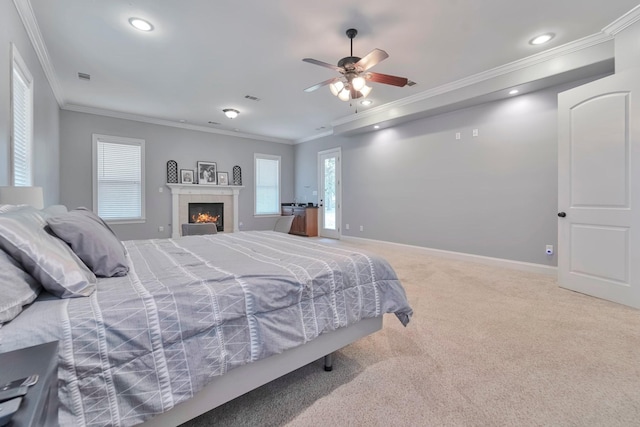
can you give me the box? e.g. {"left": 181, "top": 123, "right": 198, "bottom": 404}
{"left": 166, "top": 184, "right": 243, "bottom": 239}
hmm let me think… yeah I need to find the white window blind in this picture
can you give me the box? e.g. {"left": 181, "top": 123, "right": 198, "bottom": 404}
{"left": 11, "top": 45, "right": 33, "bottom": 187}
{"left": 254, "top": 154, "right": 280, "bottom": 215}
{"left": 93, "top": 134, "right": 145, "bottom": 222}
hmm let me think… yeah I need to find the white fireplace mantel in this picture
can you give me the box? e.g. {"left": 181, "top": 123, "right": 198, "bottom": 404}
{"left": 167, "top": 184, "right": 244, "bottom": 238}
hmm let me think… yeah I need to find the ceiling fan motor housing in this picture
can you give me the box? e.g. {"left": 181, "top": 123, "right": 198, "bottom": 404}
{"left": 337, "top": 56, "right": 361, "bottom": 70}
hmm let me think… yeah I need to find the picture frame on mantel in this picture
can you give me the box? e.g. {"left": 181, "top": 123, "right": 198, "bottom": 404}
{"left": 197, "top": 161, "right": 217, "bottom": 185}
{"left": 180, "top": 169, "right": 194, "bottom": 184}
{"left": 217, "top": 172, "right": 229, "bottom": 186}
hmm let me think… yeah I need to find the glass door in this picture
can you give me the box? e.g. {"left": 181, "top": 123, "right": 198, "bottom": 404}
{"left": 318, "top": 148, "right": 341, "bottom": 239}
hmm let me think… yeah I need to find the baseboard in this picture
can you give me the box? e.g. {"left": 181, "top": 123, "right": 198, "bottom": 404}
{"left": 340, "top": 236, "right": 558, "bottom": 276}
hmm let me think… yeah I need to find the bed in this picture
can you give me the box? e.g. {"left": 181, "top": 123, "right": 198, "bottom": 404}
{"left": 0, "top": 205, "right": 412, "bottom": 426}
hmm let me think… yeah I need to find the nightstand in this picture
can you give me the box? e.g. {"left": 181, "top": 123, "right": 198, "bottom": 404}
{"left": 0, "top": 341, "right": 58, "bottom": 426}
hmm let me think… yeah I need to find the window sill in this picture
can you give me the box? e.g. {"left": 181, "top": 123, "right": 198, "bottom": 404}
{"left": 104, "top": 218, "right": 146, "bottom": 225}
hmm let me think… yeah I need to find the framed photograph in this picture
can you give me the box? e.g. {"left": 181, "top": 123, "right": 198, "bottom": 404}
{"left": 217, "top": 172, "right": 229, "bottom": 186}
{"left": 180, "top": 169, "right": 194, "bottom": 184}
{"left": 197, "top": 161, "right": 217, "bottom": 185}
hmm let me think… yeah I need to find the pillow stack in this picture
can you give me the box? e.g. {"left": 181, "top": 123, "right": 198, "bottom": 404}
{"left": 0, "top": 205, "right": 96, "bottom": 300}
{"left": 0, "top": 205, "right": 129, "bottom": 325}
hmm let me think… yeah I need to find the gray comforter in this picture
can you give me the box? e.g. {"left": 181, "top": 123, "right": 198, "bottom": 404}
{"left": 0, "top": 231, "right": 412, "bottom": 426}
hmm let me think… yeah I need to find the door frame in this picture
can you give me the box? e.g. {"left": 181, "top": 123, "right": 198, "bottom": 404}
{"left": 317, "top": 147, "right": 341, "bottom": 239}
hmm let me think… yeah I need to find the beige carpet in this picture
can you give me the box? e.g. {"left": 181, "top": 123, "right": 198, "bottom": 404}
{"left": 181, "top": 238, "right": 640, "bottom": 426}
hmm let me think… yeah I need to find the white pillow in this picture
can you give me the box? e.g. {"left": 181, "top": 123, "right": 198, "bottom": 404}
{"left": 0, "top": 206, "right": 96, "bottom": 298}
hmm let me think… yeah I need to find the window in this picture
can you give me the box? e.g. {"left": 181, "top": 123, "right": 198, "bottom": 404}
{"left": 254, "top": 154, "right": 280, "bottom": 215}
{"left": 93, "top": 134, "right": 145, "bottom": 223}
{"left": 11, "top": 44, "right": 34, "bottom": 186}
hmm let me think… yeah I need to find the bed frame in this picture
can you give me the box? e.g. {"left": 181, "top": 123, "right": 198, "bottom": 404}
{"left": 142, "top": 316, "right": 383, "bottom": 426}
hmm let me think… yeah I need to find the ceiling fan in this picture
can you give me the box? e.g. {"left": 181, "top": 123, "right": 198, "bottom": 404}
{"left": 303, "top": 28, "right": 411, "bottom": 102}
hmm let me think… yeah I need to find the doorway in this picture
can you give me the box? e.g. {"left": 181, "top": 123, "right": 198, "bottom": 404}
{"left": 318, "top": 148, "right": 341, "bottom": 239}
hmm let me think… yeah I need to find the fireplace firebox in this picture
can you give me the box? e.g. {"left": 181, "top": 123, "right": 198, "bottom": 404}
{"left": 188, "top": 202, "right": 224, "bottom": 232}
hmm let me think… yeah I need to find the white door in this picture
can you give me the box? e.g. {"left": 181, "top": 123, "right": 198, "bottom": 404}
{"left": 318, "top": 148, "right": 341, "bottom": 239}
{"left": 558, "top": 69, "right": 640, "bottom": 309}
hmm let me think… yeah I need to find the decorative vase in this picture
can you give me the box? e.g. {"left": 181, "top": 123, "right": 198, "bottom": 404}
{"left": 167, "top": 160, "right": 178, "bottom": 183}
{"left": 232, "top": 165, "right": 242, "bottom": 185}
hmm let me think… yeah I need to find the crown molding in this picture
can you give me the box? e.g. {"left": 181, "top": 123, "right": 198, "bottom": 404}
{"left": 62, "top": 104, "right": 294, "bottom": 145}
{"left": 294, "top": 129, "right": 334, "bottom": 144}
{"left": 603, "top": 5, "right": 640, "bottom": 35}
{"left": 12, "top": 0, "right": 65, "bottom": 106}
{"left": 330, "top": 31, "right": 613, "bottom": 128}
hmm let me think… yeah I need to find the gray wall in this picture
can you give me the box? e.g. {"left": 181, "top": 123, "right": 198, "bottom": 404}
{"left": 59, "top": 110, "right": 294, "bottom": 239}
{"left": 1, "top": 1, "right": 60, "bottom": 205}
{"left": 295, "top": 81, "right": 599, "bottom": 266}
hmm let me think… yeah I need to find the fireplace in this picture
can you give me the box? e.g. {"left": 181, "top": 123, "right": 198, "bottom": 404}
{"left": 189, "top": 202, "right": 224, "bottom": 232}
{"left": 167, "top": 184, "right": 243, "bottom": 238}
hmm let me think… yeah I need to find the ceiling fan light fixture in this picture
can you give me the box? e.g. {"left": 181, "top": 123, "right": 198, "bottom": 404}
{"left": 337, "top": 89, "right": 350, "bottom": 102}
{"left": 360, "top": 99, "right": 373, "bottom": 106}
{"left": 329, "top": 81, "right": 344, "bottom": 96}
{"left": 352, "top": 76, "right": 366, "bottom": 91}
{"left": 223, "top": 108, "right": 240, "bottom": 119}
{"left": 359, "top": 85, "right": 372, "bottom": 98}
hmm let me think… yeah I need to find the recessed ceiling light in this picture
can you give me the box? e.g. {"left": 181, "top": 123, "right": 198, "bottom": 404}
{"left": 129, "top": 18, "right": 154, "bottom": 32}
{"left": 509, "top": 89, "right": 519, "bottom": 95}
{"left": 374, "top": 125, "right": 380, "bottom": 129}
{"left": 530, "top": 33, "right": 554, "bottom": 45}
{"left": 360, "top": 100, "right": 373, "bottom": 106}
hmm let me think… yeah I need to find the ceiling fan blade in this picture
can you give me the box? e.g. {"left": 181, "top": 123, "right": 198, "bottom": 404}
{"left": 302, "top": 58, "right": 342, "bottom": 71}
{"left": 367, "top": 72, "right": 409, "bottom": 87}
{"left": 356, "top": 49, "right": 389, "bottom": 71}
{"left": 304, "top": 77, "right": 340, "bottom": 93}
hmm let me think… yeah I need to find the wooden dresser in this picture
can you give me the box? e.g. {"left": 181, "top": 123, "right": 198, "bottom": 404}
{"left": 281, "top": 206, "right": 318, "bottom": 237}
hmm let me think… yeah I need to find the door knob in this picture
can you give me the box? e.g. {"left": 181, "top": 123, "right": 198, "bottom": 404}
{"left": 557, "top": 212, "right": 566, "bottom": 218}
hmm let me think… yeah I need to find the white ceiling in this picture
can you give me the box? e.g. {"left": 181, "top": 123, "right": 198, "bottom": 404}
{"left": 23, "top": 0, "right": 640, "bottom": 143}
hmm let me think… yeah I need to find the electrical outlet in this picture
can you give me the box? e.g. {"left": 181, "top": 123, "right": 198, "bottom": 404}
{"left": 473, "top": 129, "right": 479, "bottom": 137}
{"left": 359, "top": 225, "right": 364, "bottom": 232}
{"left": 345, "top": 224, "right": 350, "bottom": 230}
{"left": 455, "top": 132, "right": 461, "bottom": 140}
{"left": 158, "top": 226, "right": 164, "bottom": 232}
{"left": 158, "top": 187, "right": 163, "bottom": 193}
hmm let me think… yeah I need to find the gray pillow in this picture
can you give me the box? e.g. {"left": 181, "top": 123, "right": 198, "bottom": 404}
{"left": 47, "top": 208, "right": 129, "bottom": 277}
{"left": 0, "top": 206, "right": 96, "bottom": 298}
{"left": 0, "top": 249, "right": 41, "bottom": 324}
{"left": 274, "top": 216, "right": 295, "bottom": 233}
